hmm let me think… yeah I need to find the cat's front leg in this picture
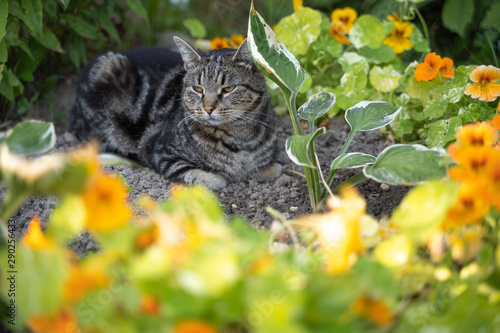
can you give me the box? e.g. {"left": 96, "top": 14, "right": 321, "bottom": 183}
{"left": 181, "top": 169, "right": 228, "bottom": 190}
{"left": 253, "top": 163, "right": 282, "bottom": 182}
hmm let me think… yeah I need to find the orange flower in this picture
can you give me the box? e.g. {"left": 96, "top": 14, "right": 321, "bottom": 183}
{"left": 173, "top": 320, "right": 218, "bottom": 333}
{"left": 21, "top": 215, "right": 54, "bottom": 250}
{"left": 414, "top": 52, "right": 442, "bottom": 81}
{"left": 63, "top": 262, "right": 109, "bottom": 302}
{"left": 492, "top": 114, "right": 500, "bottom": 130}
{"left": 141, "top": 294, "right": 161, "bottom": 315}
{"left": 387, "top": 13, "right": 402, "bottom": 23}
{"left": 229, "top": 34, "right": 245, "bottom": 47}
{"left": 329, "top": 21, "right": 350, "bottom": 45}
{"left": 293, "top": 0, "right": 303, "bottom": 11}
{"left": 455, "top": 121, "right": 499, "bottom": 146}
{"left": 382, "top": 21, "right": 413, "bottom": 54}
{"left": 135, "top": 224, "right": 159, "bottom": 250}
{"left": 448, "top": 145, "right": 493, "bottom": 182}
{"left": 28, "top": 308, "right": 79, "bottom": 333}
{"left": 464, "top": 65, "right": 500, "bottom": 102}
{"left": 211, "top": 37, "right": 231, "bottom": 49}
{"left": 439, "top": 57, "right": 455, "bottom": 79}
{"left": 81, "top": 172, "right": 131, "bottom": 232}
{"left": 331, "top": 7, "right": 358, "bottom": 33}
{"left": 352, "top": 295, "right": 394, "bottom": 326}
{"left": 443, "top": 184, "right": 491, "bottom": 228}
{"left": 483, "top": 150, "right": 500, "bottom": 209}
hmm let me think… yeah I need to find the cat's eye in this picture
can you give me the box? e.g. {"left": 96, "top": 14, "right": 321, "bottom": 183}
{"left": 192, "top": 86, "right": 203, "bottom": 93}
{"left": 223, "top": 86, "right": 236, "bottom": 93}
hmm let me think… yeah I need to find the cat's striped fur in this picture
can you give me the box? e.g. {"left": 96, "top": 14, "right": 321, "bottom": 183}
{"left": 69, "top": 37, "right": 281, "bottom": 189}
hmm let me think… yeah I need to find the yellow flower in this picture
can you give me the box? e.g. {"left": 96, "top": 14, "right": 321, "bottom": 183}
{"left": 448, "top": 227, "right": 483, "bottom": 263}
{"left": 28, "top": 308, "right": 79, "bottom": 333}
{"left": 465, "top": 65, "right": 500, "bottom": 102}
{"left": 173, "top": 320, "right": 218, "bottom": 333}
{"left": 293, "top": 0, "right": 303, "bottom": 11}
{"left": 329, "top": 21, "right": 350, "bottom": 45}
{"left": 21, "top": 215, "right": 54, "bottom": 250}
{"left": 331, "top": 7, "right": 358, "bottom": 32}
{"left": 443, "top": 183, "right": 491, "bottom": 228}
{"left": 211, "top": 37, "right": 231, "bottom": 49}
{"left": 455, "top": 121, "right": 499, "bottom": 146}
{"left": 352, "top": 295, "right": 394, "bottom": 326}
{"left": 387, "top": 13, "right": 401, "bottom": 23}
{"left": 81, "top": 172, "right": 131, "bottom": 232}
{"left": 383, "top": 21, "right": 413, "bottom": 54}
{"left": 63, "top": 261, "right": 110, "bottom": 302}
{"left": 229, "top": 34, "right": 245, "bottom": 47}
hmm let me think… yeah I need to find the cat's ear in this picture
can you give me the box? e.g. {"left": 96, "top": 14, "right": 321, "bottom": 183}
{"left": 232, "top": 39, "right": 252, "bottom": 62}
{"left": 173, "top": 36, "right": 202, "bottom": 70}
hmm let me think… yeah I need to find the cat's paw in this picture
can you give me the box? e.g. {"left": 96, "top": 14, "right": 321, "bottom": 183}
{"left": 253, "top": 163, "right": 282, "bottom": 182}
{"left": 182, "top": 169, "right": 228, "bottom": 190}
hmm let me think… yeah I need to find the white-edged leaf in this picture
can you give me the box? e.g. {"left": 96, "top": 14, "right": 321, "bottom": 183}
{"left": 4, "top": 120, "right": 56, "bottom": 155}
{"left": 345, "top": 101, "right": 401, "bottom": 132}
{"left": 247, "top": 3, "right": 305, "bottom": 94}
{"left": 285, "top": 127, "right": 326, "bottom": 167}
{"left": 298, "top": 91, "right": 336, "bottom": 125}
{"left": 363, "top": 144, "right": 446, "bottom": 185}
{"left": 330, "top": 153, "right": 376, "bottom": 171}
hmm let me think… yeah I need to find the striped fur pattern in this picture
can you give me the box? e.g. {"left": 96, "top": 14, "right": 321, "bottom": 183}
{"left": 69, "top": 37, "right": 281, "bottom": 190}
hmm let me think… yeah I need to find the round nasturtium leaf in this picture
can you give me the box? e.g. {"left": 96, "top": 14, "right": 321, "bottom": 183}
{"left": 348, "top": 15, "right": 386, "bottom": 49}
{"left": 369, "top": 65, "right": 402, "bottom": 92}
{"left": 275, "top": 7, "right": 322, "bottom": 55}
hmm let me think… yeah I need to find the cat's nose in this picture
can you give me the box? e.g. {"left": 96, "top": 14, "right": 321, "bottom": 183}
{"left": 203, "top": 106, "right": 214, "bottom": 114}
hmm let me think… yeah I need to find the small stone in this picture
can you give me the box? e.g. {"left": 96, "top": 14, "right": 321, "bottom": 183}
{"left": 290, "top": 206, "right": 298, "bottom": 212}
{"left": 232, "top": 204, "right": 238, "bottom": 209}
{"left": 380, "top": 183, "right": 390, "bottom": 191}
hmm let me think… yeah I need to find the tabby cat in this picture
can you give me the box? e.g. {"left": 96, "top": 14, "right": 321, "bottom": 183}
{"left": 69, "top": 37, "right": 281, "bottom": 190}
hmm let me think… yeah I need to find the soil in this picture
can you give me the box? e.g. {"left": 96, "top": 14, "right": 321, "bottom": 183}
{"left": 0, "top": 73, "right": 411, "bottom": 257}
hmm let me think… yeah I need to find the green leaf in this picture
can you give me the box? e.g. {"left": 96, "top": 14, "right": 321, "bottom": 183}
{"left": 426, "top": 117, "right": 462, "bottom": 148}
{"left": 442, "top": 0, "right": 474, "bottom": 37}
{"left": 345, "top": 101, "right": 401, "bottom": 132}
{"left": 60, "top": 14, "right": 101, "bottom": 40}
{"left": 358, "top": 44, "right": 396, "bottom": 64}
{"left": 481, "top": 2, "right": 500, "bottom": 31}
{"left": 4, "top": 120, "right": 56, "bottom": 155}
{"left": 338, "top": 52, "right": 368, "bottom": 73}
{"left": 409, "top": 23, "right": 429, "bottom": 52}
{"left": 275, "top": 7, "right": 322, "bottom": 55}
{"left": 124, "top": 0, "right": 149, "bottom": 22}
{"left": 183, "top": 18, "right": 206, "bottom": 39}
{"left": 391, "top": 118, "right": 414, "bottom": 137}
{"left": 369, "top": 65, "right": 402, "bottom": 92}
{"left": 115, "top": 172, "right": 133, "bottom": 192}
{"left": 248, "top": 4, "right": 305, "bottom": 94}
{"left": 34, "top": 27, "right": 63, "bottom": 53}
{"left": 364, "top": 144, "right": 447, "bottom": 185}
{"left": 91, "top": 11, "right": 121, "bottom": 42}
{"left": 423, "top": 96, "right": 448, "bottom": 119}
{"left": 58, "top": 0, "right": 70, "bottom": 10}
{"left": 285, "top": 127, "right": 326, "bottom": 168}
{"left": 0, "top": 0, "right": 8, "bottom": 40}
{"left": 406, "top": 76, "right": 440, "bottom": 105}
{"left": 330, "top": 153, "right": 376, "bottom": 171}
{"left": 0, "top": 40, "right": 7, "bottom": 63}
{"left": 349, "top": 15, "right": 386, "bottom": 49}
{"left": 0, "top": 74, "right": 14, "bottom": 101}
{"left": 66, "top": 33, "right": 87, "bottom": 68}
{"left": 21, "top": 0, "right": 43, "bottom": 36}
{"left": 298, "top": 91, "right": 336, "bottom": 126}
{"left": 47, "top": 195, "right": 86, "bottom": 244}
{"left": 392, "top": 180, "right": 460, "bottom": 240}
{"left": 458, "top": 103, "right": 481, "bottom": 123}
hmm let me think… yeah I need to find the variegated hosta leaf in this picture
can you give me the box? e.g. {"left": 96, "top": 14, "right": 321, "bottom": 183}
{"left": 285, "top": 127, "right": 326, "bottom": 168}
{"left": 345, "top": 101, "right": 401, "bottom": 132}
{"left": 330, "top": 153, "right": 376, "bottom": 171}
{"left": 363, "top": 144, "right": 446, "bottom": 185}
{"left": 2, "top": 120, "right": 56, "bottom": 156}
{"left": 247, "top": 3, "right": 305, "bottom": 94}
{"left": 298, "top": 91, "right": 336, "bottom": 126}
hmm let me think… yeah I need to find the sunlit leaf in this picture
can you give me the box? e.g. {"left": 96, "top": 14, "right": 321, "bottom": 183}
{"left": 345, "top": 101, "right": 401, "bottom": 132}
{"left": 423, "top": 96, "right": 448, "bottom": 119}
{"left": 3, "top": 120, "right": 56, "bottom": 155}
{"left": 330, "top": 153, "right": 376, "bottom": 171}
{"left": 349, "top": 15, "right": 386, "bottom": 49}
{"left": 183, "top": 18, "right": 206, "bottom": 39}
{"left": 426, "top": 117, "right": 462, "bottom": 148}
{"left": 363, "top": 144, "right": 446, "bottom": 185}
{"left": 369, "top": 65, "right": 401, "bottom": 92}
{"left": 47, "top": 195, "right": 86, "bottom": 244}
{"left": 298, "top": 91, "right": 336, "bottom": 126}
{"left": 275, "top": 7, "right": 322, "bottom": 55}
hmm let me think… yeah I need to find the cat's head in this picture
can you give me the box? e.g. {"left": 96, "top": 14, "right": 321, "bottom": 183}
{"left": 173, "top": 36, "right": 269, "bottom": 126}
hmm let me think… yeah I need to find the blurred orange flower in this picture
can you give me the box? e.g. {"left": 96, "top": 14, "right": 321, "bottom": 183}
{"left": 383, "top": 21, "right": 413, "bottom": 54}
{"left": 444, "top": 184, "right": 491, "bottom": 228}
{"left": 173, "top": 320, "right": 218, "bottom": 333}
{"left": 28, "top": 308, "right": 78, "bottom": 333}
{"left": 331, "top": 7, "right": 357, "bottom": 32}
{"left": 63, "top": 262, "right": 110, "bottom": 302}
{"left": 465, "top": 65, "right": 500, "bottom": 102}
{"left": 81, "top": 172, "right": 131, "bottom": 232}
{"left": 455, "top": 121, "right": 499, "bottom": 146}
{"left": 135, "top": 224, "right": 159, "bottom": 249}
{"left": 448, "top": 145, "right": 493, "bottom": 182}
{"left": 211, "top": 37, "right": 231, "bottom": 49}
{"left": 352, "top": 295, "right": 394, "bottom": 326}
{"left": 329, "top": 21, "right": 350, "bottom": 45}
{"left": 21, "top": 215, "right": 54, "bottom": 250}
{"left": 439, "top": 57, "right": 455, "bottom": 79}
{"left": 414, "top": 52, "right": 442, "bottom": 81}
{"left": 229, "top": 34, "right": 245, "bottom": 47}
{"left": 141, "top": 294, "right": 161, "bottom": 315}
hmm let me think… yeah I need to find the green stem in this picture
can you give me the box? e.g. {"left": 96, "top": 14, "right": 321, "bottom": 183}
{"left": 412, "top": 5, "right": 430, "bottom": 49}
{"left": 325, "top": 129, "right": 357, "bottom": 189}
{"left": 332, "top": 172, "right": 368, "bottom": 194}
